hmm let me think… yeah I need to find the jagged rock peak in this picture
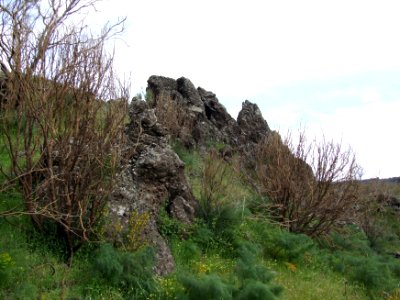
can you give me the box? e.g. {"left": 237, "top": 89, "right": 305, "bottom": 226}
{"left": 145, "top": 75, "right": 274, "bottom": 148}
{"left": 237, "top": 100, "right": 271, "bottom": 144}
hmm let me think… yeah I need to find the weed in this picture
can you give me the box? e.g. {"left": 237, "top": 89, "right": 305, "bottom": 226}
{"left": 91, "top": 243, "right": 157, "bottom": 298}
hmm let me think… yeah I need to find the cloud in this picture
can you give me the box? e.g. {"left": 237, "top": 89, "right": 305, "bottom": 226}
{"left": 291, "top": 99, "right": 399, "bottom": 179}
{"left": 85, "top": 1, "right": 400, "bottom": 178}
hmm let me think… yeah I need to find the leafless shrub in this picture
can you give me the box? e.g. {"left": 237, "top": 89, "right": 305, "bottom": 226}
{"left": 0, "top": 0, "right": 128, "bottom": 264}
{"left": 254, "top": 131, "right": 362, "bottom": 237}
{"left": 153, "top": 92, "right": 193, "bottom": 143}
{"left": 199, "top": 150, "right": 231, "bottom": 217}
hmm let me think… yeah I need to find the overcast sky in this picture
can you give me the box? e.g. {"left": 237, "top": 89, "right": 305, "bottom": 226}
{"left": 89, "top": 0, "right": 400, "bottom": 179}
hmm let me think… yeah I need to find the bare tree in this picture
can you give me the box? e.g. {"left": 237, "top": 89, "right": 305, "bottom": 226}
{"left": 0, "top": 0, "right": 128, "bottom": 264}
{"left": 254, "top": 131, "right": 362, "bottom": 237}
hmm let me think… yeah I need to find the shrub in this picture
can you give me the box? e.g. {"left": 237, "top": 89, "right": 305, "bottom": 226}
{"left": 235, "top": 281, "right": 281, "bottom": 300}
{"left": 235, "top": 242, "right": 273, "bottom": 283}
{"left": 0, "top": 251, "right": 13, "bottom": 284}
{"left": 191, "top": 220, "right": 214, "bottom": 246}
{"left": 124, "top": 210, "right": 150, "bottom": 251}
{"left": 249, "top": 221, "right": 314, "bottom": 263}
{"left": 172, "top": 239, "right": 201, "bottom": 266}
{"left": 199, "top": 150, "right": 233, "bottom": 225}
{"left": 253, "top": 131, "right": 362, "bottom": 237}
{"left": 0, "top": 0, "right": 128, "bottom": 264}
{"left": 327, "top": 226, "right": 372, "bottom": 255}
{"left": 178, "top": 273, "right": 233, "bottom": 300}
{"left": 158, "top": 204, "right": 187, "bottom": 239}
{"left": 92, "top": 244, "right": 156, "bottom": 298}
{"left": 344, "top": 256, "right": 390, "bottom": 290}
{"left": 176, "top": 240, "right": 282, "bottom": 300}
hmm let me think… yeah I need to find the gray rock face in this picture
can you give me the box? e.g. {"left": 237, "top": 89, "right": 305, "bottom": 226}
{"left": 110, "top": 76, "right": 274, "bottom": 275}
{"left": 146, "top": 75, "right": 271, "bottom": 148}
{"left": 110, "top": 99, "right": 197, "bottom": 275}
{"left": 237, "top": 100, "right": 271, "bottom": 144}
{"left": 148, "top": 75, "right": 178, "bottom": 96}
{"left": 177, "top": 77, "right": 204, "bottom": 110}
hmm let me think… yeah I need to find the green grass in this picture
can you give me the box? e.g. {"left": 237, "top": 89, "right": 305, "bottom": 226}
{"left": 0, "top": 127, "right": 399, "bottom": 299}
{"left": 270, "top": 261, "right": 367, "bottom": 300}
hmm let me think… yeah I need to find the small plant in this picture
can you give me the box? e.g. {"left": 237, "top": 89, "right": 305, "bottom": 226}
{"left": 0, "top": 251, "right": 14, "bottom": 284}
{"left": 126, "top": 210, "right": 150, "bottom": 251}
{"left": 178, "top": 273, "right": 233, "bottom": 300}
{"left": 0, "top": 252, "right": 13, "bottom": 271}
{"left": 177, "top": 241, "right": 282, "bottom": 300}
{"left": 91, "top": 243, "right": 156, "bottom": 298}
{"left": 158, "top": 205, "right": 187, "bottom": 239}
{"left": 248, "top": 220, "right": 314, "bottom": 263}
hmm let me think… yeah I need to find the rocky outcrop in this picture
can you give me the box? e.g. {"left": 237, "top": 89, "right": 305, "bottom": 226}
{"left": 109, "top": 75, "right": 274, "bottom": 275}
{"left": 238, "top": 100, "right": 271, "bottom": 144}
{"left": 109, "top": 99, "right": 197, "bottom": 275}
{"left": 146, "top": 75, "right": 271, "bottom": 148}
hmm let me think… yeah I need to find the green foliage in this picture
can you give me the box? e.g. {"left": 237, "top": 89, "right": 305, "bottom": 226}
{"left": 158, "top": 204, "right": 188, "bottom": 239}
{"left": 13, "top": 282, "right": 39, "bottom": 300}
{"left": 0, "top": 251, "right": 13, "bottom": 283}
{"left": 209, "top": 205, "right": 242, "bottom": 246}
{"left": 363, "top": 211, "right": 400, "bottom": 254}
{"left": 176, "top": 241, "right": 282, "bottom": 300}
{"left": 91, "top": 243, "right": 156, "bottom": 298}
{"left": 246, "top": 195, "right": 271, "bottom": 215}
{"left": 145, "top": 89, "right": 154, "bottom": 104}
{"left": 234, "top": 242, "right": 282, "bottom": 300}
{"left": 172, "top": 239, "right": 202, "bottom": 266}
{"left": 320, "top": 224, "right": 400, "bottom": 297}
{"left": 0, "top": 252, "right": 13, "bottom": 271}
{"left": 330, "top": 254, "right": 391, "bottom": 291}
{"left": 235, "top": 281, "right": 280, "bottom": 300}
{"left": 248, "top": 221, "right": 314, "bottom": 263}
{"left": 235, "top": 242, "right": 273, "bottom": 283}
{"left": 188, "top": 206, "right": 242, "bottom": 256}
{"left": 178, "top": 273, "right": 233, "bottom": 300}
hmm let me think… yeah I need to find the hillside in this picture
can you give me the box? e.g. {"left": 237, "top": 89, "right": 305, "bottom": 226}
{"left": 1, "top": 75, "right": 400, "bottom": 299}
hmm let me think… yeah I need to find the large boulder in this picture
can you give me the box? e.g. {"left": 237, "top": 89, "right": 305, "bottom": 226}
{"left": 109, "top": 99, "right": 197, "bottom": 275}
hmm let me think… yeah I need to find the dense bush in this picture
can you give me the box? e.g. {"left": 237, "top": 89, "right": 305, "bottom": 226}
{"left": 247, "top": 220, "right": 314, "bottom": 263}
{"left": 177, "top": 241, "right": 282, "bottom": 300}
{"left": 91, "top": 244, "right": 156, "bottom": 298}
{"left": 320, "top": 225, "right": 400, "bottom": 297}
{"left": 330, "top": 254, "right": 392, "bottom": 291}
{"left": 178, "top": 273, "right": 233, "bottom": 300}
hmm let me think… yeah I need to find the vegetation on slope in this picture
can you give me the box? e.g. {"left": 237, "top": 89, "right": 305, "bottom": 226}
{"left": 1, "top": 1, "right": 400, "bottom": 299}
{"left": 2, "top": 132, "right": 400, "bottom": 299}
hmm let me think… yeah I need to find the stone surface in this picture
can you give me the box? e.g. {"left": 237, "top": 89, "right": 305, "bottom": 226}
{"left": 110, "top": 75, "right": 276, "bottom": 275}
{"left": 109, "top": 99, "right": 197, "bottom": 275}
{"left": 145, "top": 75, "right": 271, "bottom": 148}
{"left": 237, "top": 100, "right": 271, "bottom": 144}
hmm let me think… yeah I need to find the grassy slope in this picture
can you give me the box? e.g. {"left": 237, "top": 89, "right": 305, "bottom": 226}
{"left": 1, "top": 137, "right": 399, "bottom": 299}
{"left": 170, "top": 144, "right": 371, "bottom": 300}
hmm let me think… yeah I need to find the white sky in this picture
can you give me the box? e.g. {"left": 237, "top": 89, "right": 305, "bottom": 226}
{"left": 88, "top": 0, "right": 400, "bottom": 179}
